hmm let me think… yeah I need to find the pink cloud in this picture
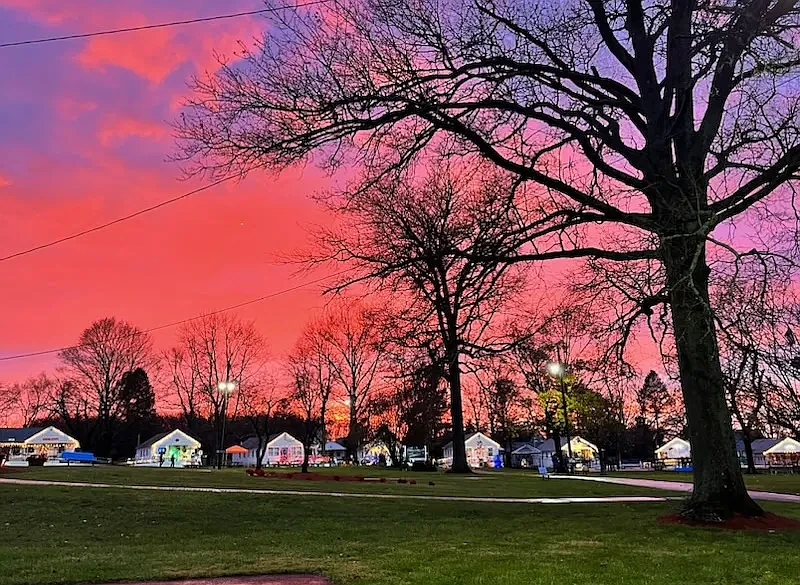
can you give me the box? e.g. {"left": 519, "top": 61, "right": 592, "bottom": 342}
{"left": 0, "top": 173, "right": 11, "bottom": 188}
{"left": 75, "top": 27, "right": 186, "bottom": 85}
{"left": 97, "top": 114, "right": 169, "bottom": 146}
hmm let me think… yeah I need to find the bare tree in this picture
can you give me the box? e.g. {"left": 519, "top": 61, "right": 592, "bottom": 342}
{"left": 173, "top": 313, "right": 268, "bottom": 466}
{"left": 162, "top": 347, "right": 205, "bottom": 436}
{"left": 0, "top": 385, "right": 12, "bottom": 427}
{"left": 371, "top": 346, "right": 450, "bottom": 466}
{"left": 316, "top": 299, "right": 384, "bottom": 462}
{"left": 1, "top": 373, "right": 53, "bottom": 427}
{"left": 239, "top": 372, "right": 288, "bottom": 470}
{"left": 714, "top": 266, "right": 778, "bottom": 473}
{"left": 759, "top": 291, "right": 800, "bottom": 438}
{"left": 176, "top": 0, "right": 800, "bottom": 518}
{"left": 288, "top": 330, "right": 335, "bottom": 473}
{"left": 309, "top": 168, "right": 523, "bottom": 472}
{"left": 58, "top": 318, "right": 153, "bottom": 457}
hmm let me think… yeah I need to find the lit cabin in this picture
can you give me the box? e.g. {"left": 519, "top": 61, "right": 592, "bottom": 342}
{"left": 763, "top": 437, "right": 800, "bottom": 468}
{"left": 0, "top": 426, "right": 80, "bottom": 466}
{"left": 230, "top": 432, "right": 304, "bottom": 467}
{"left": 135, "top": 430, "right": 202, "bottom": 467}
{"left": 442, "top": 432, "right": 502, "bottom": 468}
{"left": 655, "top": 437, "right": 691, "bottom": 467}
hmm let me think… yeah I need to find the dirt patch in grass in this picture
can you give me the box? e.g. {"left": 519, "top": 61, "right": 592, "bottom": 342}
{"left": 658, "top": 512, "right": 800, "bottom": 531}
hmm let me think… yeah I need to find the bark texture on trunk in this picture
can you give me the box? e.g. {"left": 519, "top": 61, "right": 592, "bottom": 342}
{"left": 663, "top": 235, "right": 762, "bottom": 520}
{"left": 742, "top": 430, "right": 756, "bottom": 475}
{"left": 447, "top": 350, "right": 470, "bottom": 473}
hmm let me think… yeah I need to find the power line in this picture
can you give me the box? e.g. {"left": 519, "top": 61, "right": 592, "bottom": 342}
{"left": 0, "top": 175, "right": 237, "bottom": 263}
{"left": 0, "top": 1, "right": 329, "bottom": 49}
{"left": 0, "top": 269, "right": 348, "bottom": 362}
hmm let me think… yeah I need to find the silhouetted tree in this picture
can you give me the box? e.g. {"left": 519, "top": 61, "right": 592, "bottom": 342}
{"left": 316, "top": 300, "right": 384, "bottom": 462}
{"left": 169, "top": 313, "right": 268, "bottom": 466}
{"left": 2, "top": 373, "right": 52, "bottom": 427}
{"left": 288, "top": 329, "right": 334, "bottom": 473}
{"left": 176, "top": 0, "right": 800, "bottom": 519}
{"left": 58, "top": 317, "right": 153, "bottom": 457}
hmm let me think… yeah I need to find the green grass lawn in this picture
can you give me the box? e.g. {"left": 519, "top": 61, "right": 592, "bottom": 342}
{"left": 5, "top": 466, "right": 682, "bottom": 498}
{"left": 609, "top": 471, "right": 800, "bottom": 495}
{"left": 1, "top": 483, "right": 799, "bottom": 585}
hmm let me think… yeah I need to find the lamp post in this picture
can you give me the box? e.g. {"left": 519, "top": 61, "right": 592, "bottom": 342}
{"left": 217, "top": 380, "right": 237, "bottom": 469}
{"left": 547, "top": 356, "right": 573, "bottom": 473}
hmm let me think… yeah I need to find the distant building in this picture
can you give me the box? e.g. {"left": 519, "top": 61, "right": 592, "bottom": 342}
{"left": 539, "top": 436, "right": 599, "bottom": 469}
{"left": 510, "top": 442, "right": 544, "bottom": 468}
{"left": 135, "top": 430, "right": 202, "bottom": 467}
{"left": 230, "top": 432, "right": 304, "bottom": 467}
{"left": 0, "top": 426, "right": 80, "bottom": 466}
{"left": 763, "top": 437, "right": 800, "bottom": 468}
{"left": 735, "top": 438, "right": 780, "bottom": 468}
{"left": 358, "top": 440, "right": 393, "bottom": 466}
{"left": 311, "top": 440, "right": 347, "bottom": 464}
{"left": 654, "top": 437, "right": 691, "bottom": 469}
{"left": 442, "top": 432, "right": 502, "bottom": 468}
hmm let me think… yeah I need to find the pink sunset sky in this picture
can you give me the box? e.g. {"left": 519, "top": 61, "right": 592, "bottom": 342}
{"left": 0, "top": 0, "right": 661, "bottom": 383}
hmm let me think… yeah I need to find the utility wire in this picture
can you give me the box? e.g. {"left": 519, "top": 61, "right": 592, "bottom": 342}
{"left": 0, "top": 175, "right": 237, "bottom": 263}
{"left": 0, "top": 269, "right": 348, "bottom": 362}
{"left": 0, "top": 1, "right": 329, "bottom": 48}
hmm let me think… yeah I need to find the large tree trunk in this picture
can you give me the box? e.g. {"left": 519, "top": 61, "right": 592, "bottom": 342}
{"left": 551, "top": 426, "right": 563, "bottom": 473}
{"left": 301, "top": 439, "right": 310, "bottom": 474}
{"left": 347, "top": 404, "right": 358, "bottom": 463}
{"left": 447, "top": 350, "right": 470, "bottom": 473}
{"left": 742, "top": 428, "right": 757, "bottom": 475}
{"left": 663, "top": 235, "right": 762, "bottom": 520}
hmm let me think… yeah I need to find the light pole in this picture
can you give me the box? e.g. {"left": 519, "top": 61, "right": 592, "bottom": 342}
{"left": 547, "top": 357, "right": 573, "bottom": 473}
{"left": 217, "top": 380, "right": 237, "bottom": 469}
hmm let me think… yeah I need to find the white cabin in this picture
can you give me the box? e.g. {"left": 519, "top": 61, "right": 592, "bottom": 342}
{"left": 442, "top": 432, "right": 502, "bottom": 468}
{"left": 135, "top": 430, "right": 202, "bottom": 467}
{"left": 655, "top": 437, "right": 691, "bottom": 464}
{"left": 0, "top": 426, "right": 80, "bottom": 466}
{"left": 763, "top": 437, "right": 800, "bottom": 467}
{"left": 231, "top": 432, "right": 304, "bottom": 467}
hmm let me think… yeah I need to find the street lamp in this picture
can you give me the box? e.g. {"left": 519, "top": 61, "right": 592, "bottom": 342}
{"left": 217, "top": 380, "right": 237, "bottom": 469}
{"left": 547, "top": 357, "right": 574, "bottom": 473}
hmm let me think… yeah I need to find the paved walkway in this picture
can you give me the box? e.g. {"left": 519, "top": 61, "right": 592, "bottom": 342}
{"left": 0, "top": 477, "right": 679, "bottom": 505}
{"left": 559, "top": 475, "right": 800, "bottom": 503}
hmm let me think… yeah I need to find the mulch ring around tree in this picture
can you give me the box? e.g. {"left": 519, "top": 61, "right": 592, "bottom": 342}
{"left": 93, "top": 575, "right": 329, "bottom": 585}
{"left": 245, "top": 469, "right": 419, "bottom": 485}
{"left": 658, "top": 513, "right": 800, "bottom": 532}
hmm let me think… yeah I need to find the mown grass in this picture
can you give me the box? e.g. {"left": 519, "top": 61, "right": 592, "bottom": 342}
{"left": 8, "top": 465, "right": 681, "bottom": 498}
{"left": 609, "top": 470, "right": 800, "bottom": 494}
{"left": 1, "top": 483, "right": 799, "bottom": 585}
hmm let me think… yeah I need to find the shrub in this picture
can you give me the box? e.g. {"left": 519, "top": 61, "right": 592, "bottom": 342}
{"left": 411, "top": 461, "right": 437, "bottom": 472}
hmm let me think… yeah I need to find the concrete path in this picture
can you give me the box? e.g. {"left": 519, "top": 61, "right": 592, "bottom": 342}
{"left": 558, "top": 475, "right": 800, "bottom": 503}
{"left": 0, "top": 477, "right": 679, "bottom": 505}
